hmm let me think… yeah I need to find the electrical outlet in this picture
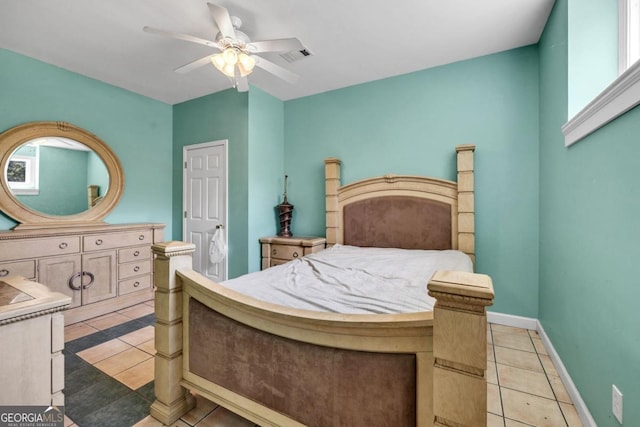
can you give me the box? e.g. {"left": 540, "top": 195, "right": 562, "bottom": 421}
{"left": 612, "top": 384, "right": 623, "bottom": 424}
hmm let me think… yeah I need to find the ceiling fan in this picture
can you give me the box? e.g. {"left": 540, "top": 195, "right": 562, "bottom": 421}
{"left": 144, "top": 2, "right": 307, "bottom": 92}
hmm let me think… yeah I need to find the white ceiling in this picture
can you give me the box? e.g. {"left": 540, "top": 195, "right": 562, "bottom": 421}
{"left": 0, "top": 0, "right": 555, "bottom": 105}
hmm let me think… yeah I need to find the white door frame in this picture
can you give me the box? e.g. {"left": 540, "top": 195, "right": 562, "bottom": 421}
{"left": 182, "top": 139, "right": 229, "bottom": 281}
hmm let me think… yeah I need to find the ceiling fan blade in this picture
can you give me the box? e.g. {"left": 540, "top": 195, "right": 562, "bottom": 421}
{"left": 143, "top": 26, "right": 220, "bottom": 49}
{"left": 174, "top": 55, "right": 213, "bottom": 74}
{"left": 207, "top": 3, "right": 236, "bottom": 39}
{"left": 254, "top": 56, "right": 299, "bottom": 84}
{"left": 236, "top": 76, "right": 249, "bottom": 92}
{"left": 246, "top": 38, "right": 305, "bottom": 54}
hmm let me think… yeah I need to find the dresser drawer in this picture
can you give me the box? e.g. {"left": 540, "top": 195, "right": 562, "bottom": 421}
{"left": 270, "top": 244, "right": 303, "bottom": 261}
{"left": 119, "top": 275, "right": 151, "bottom": 295}
{"left": 84, "top": 230, "right": 153, "bottom": 252}
{"left": 0, "top": 260, "right": 36, "bottom": 279}
{"left": 118, "top": 259, "right": 151, "bottom": 280}
{"left": 118, "top": 246, "right": 151, "bottom": 264}
{"left": 0, "top": 236, "right": 80, "bottom": 262}
{"left": 270, "top": 258, "right": 290, "bottom": 267}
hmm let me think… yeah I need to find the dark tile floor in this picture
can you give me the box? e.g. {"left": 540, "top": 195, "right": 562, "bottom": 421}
{"left": 64, "top": 314, "right": 156, "bottom": 427}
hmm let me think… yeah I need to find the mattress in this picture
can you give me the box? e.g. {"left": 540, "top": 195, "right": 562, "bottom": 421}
{"left": 221, "top": 244, "right": 473, "bottom": 314}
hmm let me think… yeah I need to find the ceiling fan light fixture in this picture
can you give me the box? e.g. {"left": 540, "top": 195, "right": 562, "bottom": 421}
{"left": 237, "top": 52, "right": 255, "bottom": 76}
{"left": 211, "top": 54, "right": 226, "bottom": 70}
{"left": 222, "top": 63, "right": 236, "bottom": 78}
{"left": 211, "top": 47, "right": 255, "bottom": 78}
{"left": 146, "top": 2, "right": 303, "bottom": 92}
{"left": 222, "top": 47, "right": 238, "bottom": 65}
{"left": 211, "top": 51, "right": 236, "bottom": 77}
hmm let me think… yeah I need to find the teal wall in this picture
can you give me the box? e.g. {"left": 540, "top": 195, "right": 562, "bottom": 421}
{"left": 568, "top": 0, "right": 618, "bottom": 116}
{"left": 16, "top": 146, "right": 88, "bottom": 215}
{"left": 87, "top": 150, "right": 109, "bottom": 197}
{"left": 172, "top": 89, "right": 250, "bottom": 278}
{"left": 13, "top": 144, "right": 36, "bottom": 157}
{"left": 172, "top": 86, "right": 284, "bottom": 276}
{"left": 284, "top": 47, "right": 540, "bottom": 317}
{"left": 540, "top": 0, "right": 640, "bottom": 425}
{"left": 0, "top": 49, "right": 173, "bottom": 235}
{"left": 247, "top": 87, "right": 285, "bottom": 272}
{"left": 12, "top": 147, "right": 109, "bottom": 217}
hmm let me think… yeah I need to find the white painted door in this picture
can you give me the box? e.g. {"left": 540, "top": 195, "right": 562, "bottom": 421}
{"left": 183, "top": 141, "right": 227, "bottom": 282}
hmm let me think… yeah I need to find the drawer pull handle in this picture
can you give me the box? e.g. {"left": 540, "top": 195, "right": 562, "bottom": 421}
{"left": 59, "top": 242, "right": 68, "bottom": 249}
{"left": 134, "top": 266, "right": 140, "bottom": 272}
{"left": 95, "top": 239, "right": 103, "bottom": 246}
{"left": 68, "top": 272, "right": 82, "bottom": 291}
{"left": 133, "top": 250, "right": 140, "bottom": 257}
{"left": 272, "top": 249, "right": 277, "bottom": 255}
{"left": 138, "top": 235, "right": 145, "bottom": 241}
{"left": 0, "top": 269, "right": 8, "bottom": 277}
{"left": 81, "top": 272, "right": 96, "bottom": 289}
{"left": 293, "top": 252, "right": 299, "bottom": 258}
{"left": 68, "top": 271, "right": 95, "bottom": 291}
{"left": 133, "top": 281, "right": 140, "bottom": 288}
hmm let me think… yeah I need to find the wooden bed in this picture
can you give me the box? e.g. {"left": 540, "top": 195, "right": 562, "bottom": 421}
{"left": 151, "top": 144, "right": 494, "bottom": 427}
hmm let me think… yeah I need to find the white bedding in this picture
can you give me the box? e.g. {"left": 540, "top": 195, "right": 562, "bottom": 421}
{"left": 221, "top": 244, "right": 473, "bottom": 314}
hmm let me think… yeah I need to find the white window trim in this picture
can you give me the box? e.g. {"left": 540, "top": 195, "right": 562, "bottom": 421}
{"left": 620, "top": 0, "right": 631, "bottom": 74}
{"left": 562, "top": 61, "right": 640, "bottom": 146}
{"left": 564, "top": 0, "right": 640, "bottom": 146}
{"left": 563, "top": 0, "right": 640, "bottom": 146}
{"left": 620, "top": 0, "right": 640, "bottom": 74}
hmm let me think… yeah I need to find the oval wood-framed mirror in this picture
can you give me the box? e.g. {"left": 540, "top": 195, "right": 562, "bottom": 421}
{"left": 0, "top": 121, "right": 124, "bottom": 229}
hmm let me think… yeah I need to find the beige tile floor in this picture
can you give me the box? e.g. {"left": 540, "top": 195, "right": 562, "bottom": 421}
{"left": 488, "top": 324, "right": 583, "bottom": 427}
{"left": 65, "top": 303, "right": 584, "bottom": 427}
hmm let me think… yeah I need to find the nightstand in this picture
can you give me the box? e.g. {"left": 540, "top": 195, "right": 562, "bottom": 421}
{"left": 259, "top": 236, "right": 326, "bottom": 269}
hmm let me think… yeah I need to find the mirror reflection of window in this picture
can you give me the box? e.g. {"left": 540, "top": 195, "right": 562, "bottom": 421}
{"left": 7, "top": 159, "right": 27, "bottom": 182}
{"left": 6, "top": 144, "right": 39, "bottom": 195}
{"left": 5, "top": 138, "right": 109, "bottom": 216}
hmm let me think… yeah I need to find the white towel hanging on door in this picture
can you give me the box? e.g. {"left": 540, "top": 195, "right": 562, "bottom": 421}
{"left": 209, "top": 226, "right": 227, "bottom": 263}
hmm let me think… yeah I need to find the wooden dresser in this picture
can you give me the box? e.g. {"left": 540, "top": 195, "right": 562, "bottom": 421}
{"left": 0, "top": 276, "right": 70, "bottom": 406}
{"left": 0, "top": 223, "right": 164, "bottom": 324}
{"left": 259, "top": 236, "right": 326, "bottom": 269}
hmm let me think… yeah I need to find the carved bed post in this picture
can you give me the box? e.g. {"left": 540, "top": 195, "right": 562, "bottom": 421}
{"left": 150, "top": 241, "right": 196, "bottom": 424}
{"left": 456, "top": 144, "right": 476, "bottom": 264}
{"left": 325, "top": 158, "right": 342, "bottom": 246}
{"left": 428, "top": 270, "right": 494, "bottom": 427}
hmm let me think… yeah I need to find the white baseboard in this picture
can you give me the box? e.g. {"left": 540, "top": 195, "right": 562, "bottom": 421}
{"left": 536, "top": 321, "right": 597, "bottom": 427}
{"left": 487, "top": 311, "right": 538, "bottom": 330}
{"left": 486, "top": 311, "right": 596, "bottom": 427}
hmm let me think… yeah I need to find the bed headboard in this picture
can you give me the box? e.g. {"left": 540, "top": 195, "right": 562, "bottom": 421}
{"left": 325, "top": 145, "right": 475, "bottom": 262}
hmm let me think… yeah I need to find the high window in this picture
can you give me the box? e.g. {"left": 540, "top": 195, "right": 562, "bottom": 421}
{"left": 620, "top": 0, "right": 640, "bottom": 73}
{"left": 563, "top": 0, "right": 640, "bottom": 145}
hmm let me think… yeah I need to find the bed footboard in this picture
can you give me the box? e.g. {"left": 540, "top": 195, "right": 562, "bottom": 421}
{"left": 150, "top": 242, "right": 493, "bottom": 427}
{"left": 189, "top": 297, "right": 417, "bottom": 426}
{"left": 428, "top": 270, "right": 494, "bottom": 426}
{"left": 149, "top": 242, "right": 196, "bottom": 423}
